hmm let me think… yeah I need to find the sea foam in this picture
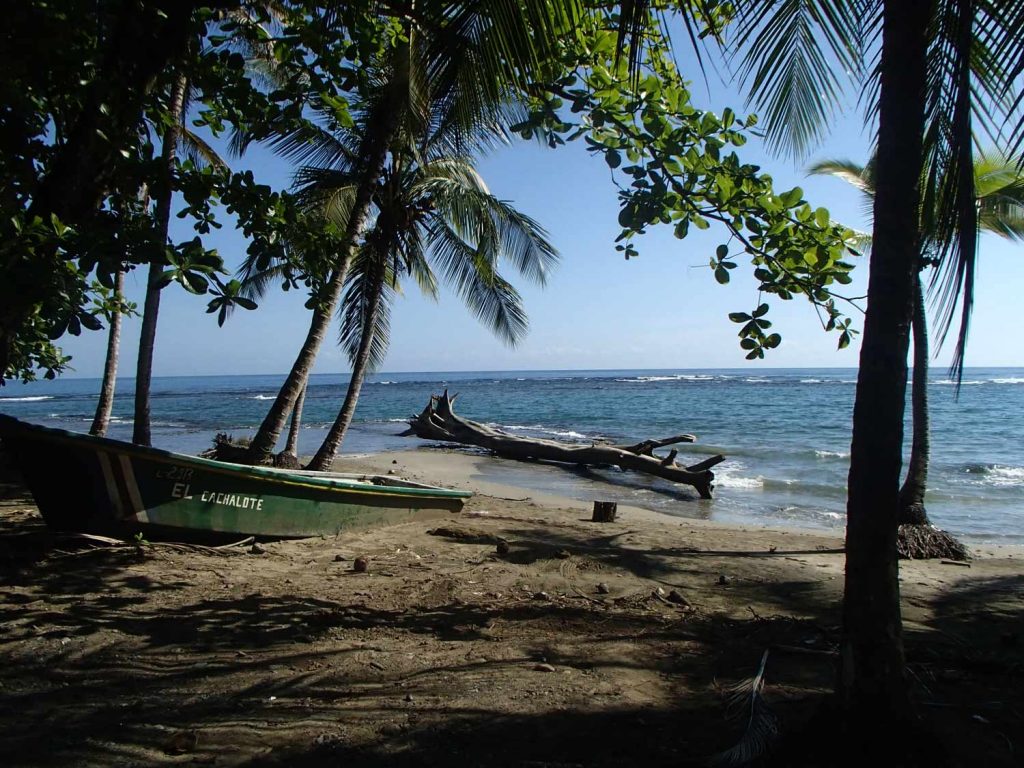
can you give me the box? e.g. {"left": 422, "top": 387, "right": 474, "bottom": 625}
{"left": 495, "top": 423, "right": 593, "bottom": 441}
{"left": 984, "top": 465, "right": 1024, "bottom": 486}
{"left": 814, "top": 449, "right": 850, "bottom": 459}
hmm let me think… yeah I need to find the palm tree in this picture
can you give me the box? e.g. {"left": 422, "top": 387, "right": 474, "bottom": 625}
{"left": 89, "top": 270, "right": 127, "bottom": 437}
{"left": 89, "top": 186, "right": 149, "bottom": 437}
{"left": 132, "top": 74, "right": 228, "bottom": 446}
{"left": 132, "top": 73, "right": 188, "bottom": 446}
{"left": 242, "top": 3, "right": 573, "bottom": 465}
{"left": 301, "top": 146, "right": 557, "bottom": 471}
{"left": 728, "top": 0, "right": 1024, "bottom": 743}
{"left": 809, "top": 153, "right": 1024, "bottom": 534}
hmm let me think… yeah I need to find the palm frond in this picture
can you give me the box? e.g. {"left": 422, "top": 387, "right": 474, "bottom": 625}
{"left": 417, "top": 175, "right": 558, "bottom": 285}
{"left": 259, "top": 110, "right": 361, "bottom": 170}
{"left": 926, "top": 0, "right": 980, "bottom": 387}
{"left": 976, "top": 151, "right": 1024, "bottom": 238}
{"left": 729, "top": 0, "right": 868, "bottom": 160}
{"left": 707, "top": 650, "right": 780, "bottom": 767}
{"left": 489, "top": 201, "right": 559, "bottom": 285}
{"left": 419, "top": 156, "right": 492, "bottom": 193}
{"left": 179, "top": 126, "right": 229, "bottom": 170}
{"left": 418, "top": 0, "right": 577, "bottom": 156}
{"left": 405, "top": 241, "right": 440, "bottom": 299}
{"left": 293, "top": 167, "right": 360, "bottom": 224}
{"left": 426, "top": 219, "right": 529, "bottom": 345}
{"left": 223, "top": 3, "right": 287, "bottom": 86}
{"left": 972, "top": 0, "right": 1024, "bottom": 155}
{"left": 338, "top": 247, "right": 395, "bottom": 372}
{"left": 806, "top": 158, "right": 872, "bottom": 192}
{"left": 426, "top": 0, "right": 582, "bottom": 92}
{"left": 236, "top": 258, "right": 290, "bottom": 302}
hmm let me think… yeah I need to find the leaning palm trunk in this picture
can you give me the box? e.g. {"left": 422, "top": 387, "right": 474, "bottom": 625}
{"left": 244, "top": 271, "right": 345, "bottom": 464}
{"left": 89, "top": 270, "right": 125, "bottom": 437}
{"left": 245, "top": 116, "right": 400, "bottom": 465}
{"left": 839, "top": 0, "right": 925, "bottom": 736}
{"left": 307, "top": 258, "right": 388, "bottom": 471}
{"left": 133, "top": 73, "right": 187, "bottom": 446}
{"left": 899, "top": 273, "right": 930, "bottom": 524}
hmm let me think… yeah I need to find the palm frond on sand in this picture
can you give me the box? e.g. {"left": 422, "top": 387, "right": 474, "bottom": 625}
{"left": 707, "top": 650, "right": 780, "bottom": 767}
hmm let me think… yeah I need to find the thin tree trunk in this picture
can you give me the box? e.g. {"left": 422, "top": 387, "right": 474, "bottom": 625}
{"left": 245, "top": 117, "right": 401, "bottom": 466}
{"left": 133, "top": 73, "right": 188, "bottom": 446}
{"left": 283, "top": 384, "right": 306, "bottom": 457}
{"left": 839, "top": 0, "right": 926, "bottom": 733}
{"left": 307, "top": 258, "right": 388, "bottom": 471}
{"left": 0, "top": 1, "right": 210, "bottom": 377}
{"left": 89, "top": 270, "right": 125, "bottom": 437}
{"left": 899, "top": 272, "right": 931, "bottom": 525}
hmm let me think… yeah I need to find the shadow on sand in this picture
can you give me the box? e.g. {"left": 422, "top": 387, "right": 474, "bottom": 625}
{"left": 0, "top": 502, "right": 1020, "bottom": 766}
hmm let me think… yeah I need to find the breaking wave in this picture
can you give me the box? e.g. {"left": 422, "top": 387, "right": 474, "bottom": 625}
{"left": 815, "top": 449, "right": 850, "bottom": 459}
{"left": 961, "top": 464, "right": 1024, "bottom": 486}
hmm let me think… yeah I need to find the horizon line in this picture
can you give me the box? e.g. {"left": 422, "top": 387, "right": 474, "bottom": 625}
{"left": 34, "top": 363, "right": 1024, "bottom": 381}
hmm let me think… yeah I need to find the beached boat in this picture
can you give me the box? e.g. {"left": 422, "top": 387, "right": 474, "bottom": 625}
{"left": 0, "top": 414, "right": 470, "bottom": 539}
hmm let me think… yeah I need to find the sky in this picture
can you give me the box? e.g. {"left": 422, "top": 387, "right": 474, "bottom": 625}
{"left": 43, "top": 38, "right": 1024, "bottom": 379}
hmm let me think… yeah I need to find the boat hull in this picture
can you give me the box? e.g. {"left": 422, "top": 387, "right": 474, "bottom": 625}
{"left": 0, "top": 415, "right": 469, "bottom": 539}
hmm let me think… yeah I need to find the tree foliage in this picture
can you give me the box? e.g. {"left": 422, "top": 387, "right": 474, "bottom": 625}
{"left": 513, "top": 6, "right": 862, "bottom": 358}
{"left": 0, "top": 0, "right": 381, "bottom": 382}
{"left": 1, "top": 0, "right": 864, "bottom": 384}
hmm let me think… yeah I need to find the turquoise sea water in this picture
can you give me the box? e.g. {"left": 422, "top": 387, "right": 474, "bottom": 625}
{"left": 1, "top": 368, "right": 1022, "bottom": 542}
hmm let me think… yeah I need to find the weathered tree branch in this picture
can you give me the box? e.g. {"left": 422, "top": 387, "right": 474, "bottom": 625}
{"left": 400, "top": 391, "right": 723, "bottom": 498}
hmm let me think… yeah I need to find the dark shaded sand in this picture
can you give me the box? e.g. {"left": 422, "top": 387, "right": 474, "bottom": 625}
{"left": 0, "top": 447, "right": 1021, "bottom": 766}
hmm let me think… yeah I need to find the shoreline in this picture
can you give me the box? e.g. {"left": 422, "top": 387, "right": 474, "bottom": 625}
{"left": 335, "top": 446, "right": 1024, "bottom": 557}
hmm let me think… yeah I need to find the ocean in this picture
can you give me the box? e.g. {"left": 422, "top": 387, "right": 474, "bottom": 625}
{"left": 1, "top": 368, "right": 1022, "bottom": 543}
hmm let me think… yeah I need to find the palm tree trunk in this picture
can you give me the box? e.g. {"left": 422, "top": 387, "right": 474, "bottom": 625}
{"left": 898, "top": 272, "right": 931, "bottom": 525}
{"left": 244, "top": 270, "right": 344, "bottom": 464}
{"left": 133, "top": 73, "right": 187, "bottom": 446}
{"left": 245, "top": 117, "right": 400, "bottom": 466}
{"left": 839, "top": 0, "right": 926, "bottom": 736}
{"left": 89, "top": 270, "right": 125, "bottom": 437}
{"left": 283, "top": 384, "right": 306, "bottom": 458}
{"left": 307, "top": 257, "right": 388, "bottom": 471}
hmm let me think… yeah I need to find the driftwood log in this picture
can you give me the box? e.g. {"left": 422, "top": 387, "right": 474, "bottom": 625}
{"left": 400, "top": 391, "right": 724, "bottom": 498}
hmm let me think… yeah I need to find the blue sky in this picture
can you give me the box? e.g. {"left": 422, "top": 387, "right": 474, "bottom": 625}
{"left": 48, "top": 47, "right": 1024, "bottom": 379}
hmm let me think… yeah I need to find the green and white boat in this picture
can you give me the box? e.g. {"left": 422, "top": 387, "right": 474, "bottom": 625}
{"left": 0, "top": 415, "right": 470, "bottom": 539}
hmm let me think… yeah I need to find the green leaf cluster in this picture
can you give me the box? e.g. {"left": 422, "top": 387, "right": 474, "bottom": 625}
{"left": 514, "top": 6, "right": 862, "bottom": 355}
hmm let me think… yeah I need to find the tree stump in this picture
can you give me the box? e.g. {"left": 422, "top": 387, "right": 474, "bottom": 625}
{"left": 592, "top": 501, "right": 618, "bottom": 522}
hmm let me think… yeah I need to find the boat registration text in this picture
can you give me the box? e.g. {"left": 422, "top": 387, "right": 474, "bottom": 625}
{"left": 199, "top": 490, "right": 264, "bottom": 510}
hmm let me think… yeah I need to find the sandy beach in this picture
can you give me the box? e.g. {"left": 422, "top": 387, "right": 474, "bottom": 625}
{"left": 1, "top": 447, "right": 1022, "bottom": 766}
